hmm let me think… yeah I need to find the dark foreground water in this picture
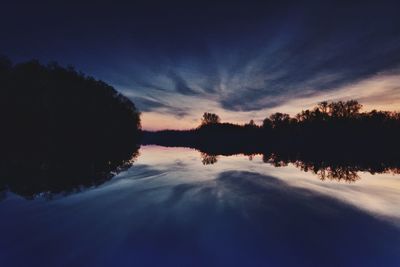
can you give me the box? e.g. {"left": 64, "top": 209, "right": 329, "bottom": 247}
{"left": 1, "top": 146, "right": 400, "bottom": 267}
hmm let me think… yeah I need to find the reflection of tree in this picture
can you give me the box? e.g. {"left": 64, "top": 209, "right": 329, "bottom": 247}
{"left": 262, "top": 154, "right": 364, "bottom": 182}
{"left": 320, "top": 167, "right": 359, "bottom": 182}
{"left": 146, "top": 99, "right": 400, "bottom": 183}
{"left": 263, "top": 153, "right": 288, "bottom": 167}
{"left": 294, "top": 161, "right": 360, "bottom": 182}
{"left": 201, "top": 153, "right": 218, "bottom": 165}
{"left": 265, "top": 154, "right": 400, "bottom": 183}
{"left": 0, "top": 148, "right": 140, "bottom": 200}
{"left": 198, "top": 151, "right": 400, "bottom": 183}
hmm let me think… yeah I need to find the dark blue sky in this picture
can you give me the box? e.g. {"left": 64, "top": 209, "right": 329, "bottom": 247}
{"left": 2, "top": 0, "right": 400, "bottom": 129}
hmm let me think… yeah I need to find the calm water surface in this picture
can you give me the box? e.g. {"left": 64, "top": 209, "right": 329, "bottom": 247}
{"left": 1, "top": 145, "right": 400, "bottom": 267}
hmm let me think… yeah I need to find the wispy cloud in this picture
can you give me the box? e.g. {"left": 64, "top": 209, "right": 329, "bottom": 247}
{"left": 166, "top": 70, "right": 200, "bottom": 95}
{"left": 41, "top": 0, "right": 399, "bottom": 130}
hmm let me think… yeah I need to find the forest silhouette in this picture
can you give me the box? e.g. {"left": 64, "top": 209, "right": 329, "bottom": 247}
{"left": 0, "top": 57, "right": 141, "bottom": 198}
{"left": 2, "top": 56, "right": 400, "bottom": 197}
{"left": 143, "top": 100, "right": 400, "bottom": 182}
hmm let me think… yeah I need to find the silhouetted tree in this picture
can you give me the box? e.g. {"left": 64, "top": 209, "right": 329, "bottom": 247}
{"left": 318, "top": 101, "right": 328, "bottom": 114}
{"left": 262, "top": 118, "right": 273, "bottom": 129}
{"left": 201, "top": 112, "right": 221, "bottom": 125}
{"left": 142, "top": 99, "right": 400, "bottom": 183}
{"left": 244, "top": 119, "right": 258, "bottom": 129}
{"left": 0, "top": 56, "right": 12, "bottom": 72}
{"left": 0, "top": 57, "right": 142, "bottom": 198}
{"left": 269, "top": 112, "right": 290, "bottom": 128}
{"left": 326, "top": 100, "right": 362, "bottom": 118}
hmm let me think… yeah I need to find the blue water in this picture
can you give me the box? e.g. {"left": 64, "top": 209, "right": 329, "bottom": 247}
{"left": 1, "top": 146, "right": 400, "bottom": 267}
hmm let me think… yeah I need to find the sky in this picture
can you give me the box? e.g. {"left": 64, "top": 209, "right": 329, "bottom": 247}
{"left": 1, "top": 0, "right": 400, "bottom": 130}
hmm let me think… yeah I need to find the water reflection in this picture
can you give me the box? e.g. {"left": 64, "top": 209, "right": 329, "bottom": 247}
{"left": 0, "top": 146, "right": 140, "bottom": 199}
{"left": 136, "top": 146, "right": 400, "bottom": 227}
{"left": 201, "top": 153, "right": 218, "bottom": 165}
{"left": 1, "top": 145, "right": 400, "bottom": 266}
{"left": 2, "top": 143, "right": 400, "bottom": 200}
{"left": 200, "top": 150, "right": 400, "bottom": 182}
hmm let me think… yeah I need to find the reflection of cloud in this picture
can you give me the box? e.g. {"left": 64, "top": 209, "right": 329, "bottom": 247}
{"left": 247, "top": 162, "right": 400, "bottom": 227}
{"left": 150, "top": 170, "right": 400, "bottom": 265}
{"left": 136, "top": 146, "right": 400, "bottom": 227}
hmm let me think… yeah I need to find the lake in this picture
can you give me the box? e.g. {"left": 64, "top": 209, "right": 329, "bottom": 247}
{"left": 1, "top": 145, "right": 400, "bottom": 267}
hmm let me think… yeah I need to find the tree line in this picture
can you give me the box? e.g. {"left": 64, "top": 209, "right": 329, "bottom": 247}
{"left": 196, "top": 100, "right": 400, "bottom": 152}
{"left": 142, "top": 99, "right": 400, "bottom": 179}
{"left": 0, "top": 57, "right": 141, "bottom": 198}
{"left": 201, "top": 100, "right": 398, "bottom": 131}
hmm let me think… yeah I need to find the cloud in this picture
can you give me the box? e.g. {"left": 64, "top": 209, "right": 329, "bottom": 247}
{"left": 270, "top": 72, "right": 400, "bottom": 115}
{"left": 133, "top": 80, "right": 170, "bottom": 93}
{"left": 216, "top": 28, "right": 400, "bottom": 112}
{"left": 130, "top": 96, "right": 190, "bottom": 118}
{"left": 172, "top": 1, "right": 398, "bottom": 112}
{"left": 20, "top": 0, "right": 397, "bottom": 127}
{"left": 132, "top": 97, "right": 169, "bottom": 112}
{"left": 166, "top": 70, "right": 199, "bottom": 95}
